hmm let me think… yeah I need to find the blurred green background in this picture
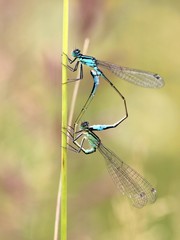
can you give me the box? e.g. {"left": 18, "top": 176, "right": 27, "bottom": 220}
{"left": 0, "top": 0, "right": 180, "bottom": 239}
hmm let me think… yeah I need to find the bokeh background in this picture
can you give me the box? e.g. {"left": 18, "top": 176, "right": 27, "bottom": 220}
{"left": 0, "top": 0, "right": 180, "bottom": 239}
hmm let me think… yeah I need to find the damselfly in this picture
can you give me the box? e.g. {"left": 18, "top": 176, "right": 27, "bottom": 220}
{"left": 67, "top": 121, "right": 157, "bottom": 208}
{"left": 64, "top": 49, "right": 164, "bottom": 88}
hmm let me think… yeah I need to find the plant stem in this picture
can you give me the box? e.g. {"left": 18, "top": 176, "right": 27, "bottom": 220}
{"left": 55, "top": 0, "right": 69, "bottom": 239}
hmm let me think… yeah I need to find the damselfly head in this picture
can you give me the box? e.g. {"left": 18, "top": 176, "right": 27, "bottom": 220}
{"left": 72, "top": 49, "right": 81, "bottom": 57}
{"left": 80, "top": 121, "right": 89, "bottom": 130}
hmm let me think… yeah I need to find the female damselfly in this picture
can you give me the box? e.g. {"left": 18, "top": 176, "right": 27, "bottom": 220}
{"left": 67, "top": 121, "right": 157, "bottom": 208}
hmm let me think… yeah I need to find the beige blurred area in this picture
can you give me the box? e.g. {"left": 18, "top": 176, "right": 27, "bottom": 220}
{"left": 0, "top": 1, "right": 60, "bottom": 239}
{"left": 1, "top": 0, "right": 180, "bottom": 240}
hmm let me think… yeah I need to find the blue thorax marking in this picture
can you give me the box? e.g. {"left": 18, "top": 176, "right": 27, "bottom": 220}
{"left": 74, "top": 52, "right": 103, "bottom": 76}
{"left": 79, "top": 55, "right": 97, "bottom": 68}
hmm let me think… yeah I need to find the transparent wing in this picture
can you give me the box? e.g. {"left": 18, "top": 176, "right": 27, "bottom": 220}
{"left": 97, "top": 60, "right": 164, "bottom": 88}
{"left": 98, "top": 143, "right": 157, "bottom": 208}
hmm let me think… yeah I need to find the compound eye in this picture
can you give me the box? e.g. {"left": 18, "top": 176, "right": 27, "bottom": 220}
{"left": 75, "top": 49, "right": 80, "bottom": 53}
{"left": 72, "top": 49, "right": 80, "bottom": 57}
{"left": 81, "top": 121, "right": 89, "bottom": 128}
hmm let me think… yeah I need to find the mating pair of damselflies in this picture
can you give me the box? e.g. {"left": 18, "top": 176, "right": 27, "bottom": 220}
{"left": 64, "top": 49, "right": 164, "bottom": 208}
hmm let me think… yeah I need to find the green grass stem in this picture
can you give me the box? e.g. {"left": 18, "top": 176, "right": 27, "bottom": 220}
{"left": 54, "top": 0, "right": 69, "bottom": 240}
